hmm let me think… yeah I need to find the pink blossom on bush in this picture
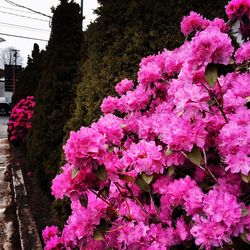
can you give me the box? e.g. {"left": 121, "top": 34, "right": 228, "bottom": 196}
{"left": 63, "top": 127, "right": 107, "bottom": 168}
{"left": 42, "top": 225, "right": 59, "bottom": 242}
{"left": 101, "top": 96, "right": 119, "bottom": 114}
{"left": 191, "top": 215, "right": 230, "bottom": 250}
{"left": 44, "top": 1, "right": 250, "bottom": 248}
{"left": 8, "top": 96, "right": 35, "bottom": 143}
{"left": 137, "top": 53, "right": 166, "bottom": 88}
{"left": 51, "top": 164, "right": 73, "bottom": 199}
{"left": 189, "top": 27, "right": 233, "bottom": 65}
{"left": 92, "top": 114, "right": 124, "bottom": 145}
{"left": 122, "top": 140, "right": 164, "bottom": 175}
{"left": 181, "top": 11, "right": 209, "bottom": 36}
{"left": 203, "top": 189, "right": 242, "bottom": 227}
{"left": 225, "top": 0, "right": 250, "bottom": 19}
{"left": 208, "top": 18, "right": 228, "bottom": 32}
{"left": 235, "top": 41, "right": 250, "bottom": 63}
{"left": 115, "top": 78, "right": 134, "bottom": 95}
{"left": 118, "top": 85, "right": 151, "bottom": 113}
{"left": 218, "top": 109, "right": 250, "bottom": 175}
{"left": 44, "top": 236, "right": 62, "bottom": 250}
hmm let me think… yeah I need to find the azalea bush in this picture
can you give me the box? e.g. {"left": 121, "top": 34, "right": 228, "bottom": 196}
{"left": 8, "top": 96, "right": 35, "bottom": 143}
{"left": 43, "top": 0, "right": 250, "bottom": 249}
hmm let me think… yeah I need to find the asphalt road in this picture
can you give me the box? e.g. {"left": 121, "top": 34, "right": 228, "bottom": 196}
{"left": 0, "top": 116, "right": 9, "bottom": 139}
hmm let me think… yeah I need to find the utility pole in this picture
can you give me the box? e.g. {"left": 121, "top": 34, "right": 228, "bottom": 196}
{"left": 81, "top": 0, "right": 84, "bottom": 16}
{"left": 11, "top": 49, "right": 19, "bottom": 96}
{"left": 80, "top": 0, "right": 84, "bottom": 30}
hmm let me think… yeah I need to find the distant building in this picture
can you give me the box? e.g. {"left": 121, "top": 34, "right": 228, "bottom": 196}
{"left": 0, "top": 77, "right": 4, "bottom": 97}
{"left": 2, "top": 64, "right": 22, "bottom": 104}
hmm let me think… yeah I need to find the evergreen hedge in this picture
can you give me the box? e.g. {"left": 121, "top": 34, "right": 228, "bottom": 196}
{"left": 27, "top": 0, "right": 83, "bottom": 190}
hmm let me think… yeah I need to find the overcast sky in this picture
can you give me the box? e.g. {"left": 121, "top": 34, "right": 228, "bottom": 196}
{"left": 0, "top": 0, "right": 99, "bottom": 66}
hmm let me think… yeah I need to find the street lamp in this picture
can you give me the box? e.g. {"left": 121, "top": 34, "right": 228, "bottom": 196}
{"left": 0, "top": 37, "right": 5, "bottom": 43}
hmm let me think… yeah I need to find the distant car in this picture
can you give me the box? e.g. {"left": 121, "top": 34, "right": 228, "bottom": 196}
{"left": 0, "top": 97, "right": 10, "bottom": 115}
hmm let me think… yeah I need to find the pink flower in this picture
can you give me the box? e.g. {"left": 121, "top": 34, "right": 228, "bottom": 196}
{"left": 92, "top": 114, "right": 124, "bottom": 145}
{"left": 137, "top": 53, "right": 166, "bottom": 88}
{"left": 181, "top": 11, "right": 209, "bottom": 36}
{"left": 218, "top": 109, "right": 250, "bottom": 175}
{"left": 117, "top": 222, "right": 149, "bottom": 248}
{"left": 8, "top": 96, "right": 35, "bottom": 142}
{"left": 115, "top": 78, "right": 134, "bottom": 95}
{"left": 118, "top": 85, "right": 151, "bottom": 113}
{"left": 63, "top": 127, "right": 106, "bottom": 168}
{"left": 203, "top": 189, "right": 242, "bottom": 227}
{"left": 44, "top": 236, "right": 62, "bottom": 250}
{"left": 167, "top": 176, "right": 198, "bottom": 207}
{"left": 101, "top": 96, "right": 119, "bottom": 114}
{"left": 42, "top": 225, "right": 59, "bottom": 242}
{"left": 235, "top": 41, "right": 250, "bottom": 64}
{"left": 51, "top": 164, "right": 72, "bottom": 199}
{"left": 208, "top": 18, "right": 228, "bottom": 32}
{"left": 191, "top": 216, "right": 229, "bottom": 250}
{"left": 184, "top": 186, "right": 204, "bottom": 215}
{"left": 175, "top": 216, "right": 191, "bottom": 241}
{"left": 225, "top": 0, "right": 250, "bottom": 19}
{"left": 189, "top": 28, "right": 233, "bottom": 65}
{"left": 122, "top": 140, "right": 164, "bottom": 175}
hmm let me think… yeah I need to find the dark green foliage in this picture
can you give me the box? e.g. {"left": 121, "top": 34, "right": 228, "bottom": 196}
{"left": 27, "top": 0, "right": 83, "bottom": 190}
{"left": 13, "top": 43, "right": 44, "bottom": 104}
{"left": 67, "top": 0, "right": 228, "bottom": 132}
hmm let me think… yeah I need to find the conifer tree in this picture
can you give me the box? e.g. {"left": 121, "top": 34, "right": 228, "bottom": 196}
{"left": 13, "top": 43, "right": 43, "bottom": 104}
{"left": 27, "top": 0, "right": 82, "bottom": 188}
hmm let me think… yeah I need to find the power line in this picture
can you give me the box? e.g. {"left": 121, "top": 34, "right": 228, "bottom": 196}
{"left": 3, "top": 0, "right": 51, "bottom": 18}
{"left": 0, "top": 5, "right": 39, "bottom": 15}
{"left": 0, "top": 21, "right": 50, "bottom": 32}
{"left": 0, "top": 32, "right": 48, "bottom": 42}
{"left": 0, "top": 10, "right": 49, "bottom": 22}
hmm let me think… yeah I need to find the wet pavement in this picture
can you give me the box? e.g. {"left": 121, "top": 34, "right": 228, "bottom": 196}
{"left": 0, "top": 116, "right": 8, "bottom": 138}
{"left": 0, "top": 138, "right": 19, "bottom": 249}
{"left": 0, "top": 116, "right": 42, "bottom": 249}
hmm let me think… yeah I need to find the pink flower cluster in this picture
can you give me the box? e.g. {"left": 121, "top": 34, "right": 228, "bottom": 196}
{"left": 7, "top": 96, "right": 35, "bottom": 142}
{"left": 235, "top": 41, "right": 250, "bottom": 63}
{"left": 225, "top": 0, "right": 250, "bottom": 40}
{"left": 225, "top": 0, "right": 250, "bottom": 19}
{"left": 44, "top": 1, "right": 250, "bottom": 249}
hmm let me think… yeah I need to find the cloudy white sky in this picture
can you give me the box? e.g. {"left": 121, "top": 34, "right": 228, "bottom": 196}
{"left": 0, "top": 0, "right": 99, "bottom": 66}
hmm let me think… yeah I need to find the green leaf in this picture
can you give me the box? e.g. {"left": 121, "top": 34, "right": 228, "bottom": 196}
{"left": 241, "top": 173, "right": 250, "bottom": 183}
{"left": 136, "top": 175, "right": 151, "bottom": 192}
{"left": 205, "top": 63, "right": 218, "bottom": 88}
{"left": 71, "top": 168, "right": 79, "bottom": 179}
{"left": 79, "top": 194, "right": 88, "bottom": 208}
{"left": 141, "top": 173, "right": 153, "bottom": 184}
{"left": 97, "top": 219, "right": 110, "bottom": 232}
{"left": 99, "top": 186, "right": 109, "bottom": 198}
{"left": 208, "top": 99, "right": 216, "bottom": 106}
{"left": 108, "top": 146, "right": 115, "bottom": 152}
{"left": 167, "top": 166, "right": 175, "bottom": 176}
{"left": 187, "top": 146, "right": 202, "bottom": 166}
{"left": 94, "top": 165, "right": 107, "bottom": 181}
{"left": 93, "top": 219, "right": 110, "bottom": 241}
{"left": 242, "top": 207, "right": 249, "bottom": 217}
{"left": 119, "top": 174, "right": 135, "bottom": 183}
{"left": 240, "top": 232, "right": 250, "bottom": 244}
{"left": 229, "top": 58, "right": 235, "bottom": 65}
{"left": 93, "top": 229, "right": 104, "bottom": 241}
{"left": 165, "top": 148, "right": 173, "bottom": 156}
